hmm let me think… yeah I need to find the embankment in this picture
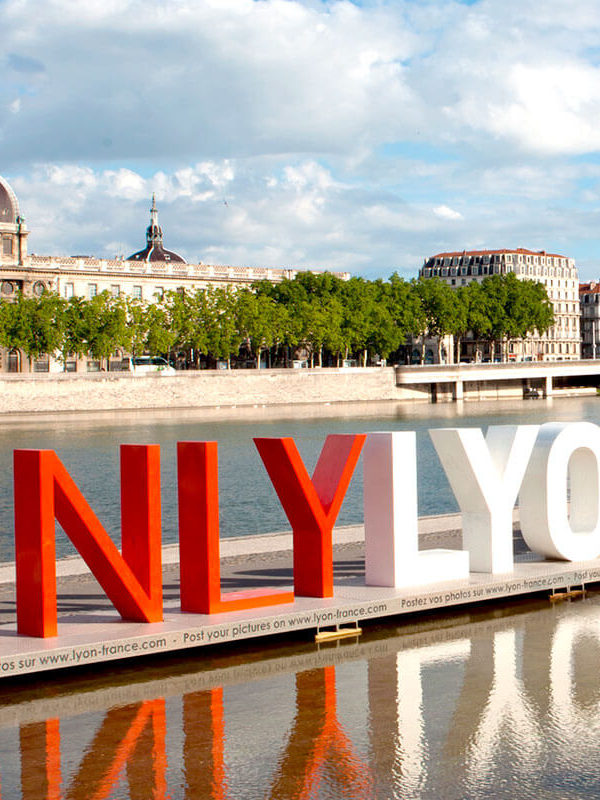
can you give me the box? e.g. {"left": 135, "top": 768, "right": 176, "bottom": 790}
{"left": 0, "top": 367, "right": 399, "bottom": 414}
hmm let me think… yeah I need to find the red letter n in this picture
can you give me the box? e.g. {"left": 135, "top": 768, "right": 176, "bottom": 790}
{"left": 14, "top": 446, "right": 163, "bottom": 638}
{"left": 254, "top": 434, "right": 365, "bottom": 598}
{"left": 177, "top": 441, "right": 294, "bottom": 614}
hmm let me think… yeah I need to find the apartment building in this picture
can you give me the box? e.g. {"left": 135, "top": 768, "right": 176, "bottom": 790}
{"left": 419, "top": 248, "right": 580, "bottom": 362}
{"left": 579, "top": 281, "right": 600, "bottom": 358}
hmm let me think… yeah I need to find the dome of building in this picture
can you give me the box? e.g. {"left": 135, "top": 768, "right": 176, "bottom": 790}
{"left": 0, "top": 175, "right": 20, "bottom": 226}
{"left": 127, "top": 195, "right": 186, "bottom": 264}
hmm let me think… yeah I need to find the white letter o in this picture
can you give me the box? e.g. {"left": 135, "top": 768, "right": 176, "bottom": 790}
{"left": 520, "top": 422, "right": 600, "bottom": 561}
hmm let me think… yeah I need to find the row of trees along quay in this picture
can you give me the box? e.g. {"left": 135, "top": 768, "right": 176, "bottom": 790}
{"left": 0, "top": 271, "right": 554, "bottom": 370}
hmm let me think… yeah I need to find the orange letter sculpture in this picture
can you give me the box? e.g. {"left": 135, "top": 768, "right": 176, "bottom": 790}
{"left": 14, "top": 446, "right": 163, "bottom": 638}
{"left": 254, "top": 434, "right": 366, "bottom": 598}
{"left": 177, "top": 441, "right": 294, "bottom": 613}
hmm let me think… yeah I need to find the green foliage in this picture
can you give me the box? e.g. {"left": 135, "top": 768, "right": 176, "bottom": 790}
{"left": 0, "top": 270, "right": 556, "bottom": 369}
{"left": 0, "top": 292, "right": 66, "bottom": 361}
{"left": 82, "top": 293, "right": 130, "bottom": 364}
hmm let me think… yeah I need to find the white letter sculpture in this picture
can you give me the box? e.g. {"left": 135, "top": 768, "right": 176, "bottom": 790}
{"left": 429, "top": 425, "right": 539, "bottom": 574}
{"left": 364, "top": 431, "right": 469, "bottom": 588}
{"left": 520, "top": 421, "right": 600, "bottom": 561}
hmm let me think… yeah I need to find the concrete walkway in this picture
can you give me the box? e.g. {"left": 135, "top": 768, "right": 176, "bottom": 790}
{"left": 0, "top": 514, "right": 464, "bottom": 585}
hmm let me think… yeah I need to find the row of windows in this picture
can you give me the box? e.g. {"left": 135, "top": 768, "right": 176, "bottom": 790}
{"left": 424, "top": 265, "right": 502, "bottom": 278}
{"left": 62, "top": 283, "right": 183, "bottom": 301}
{"left": 426, "top": 263, "right": 576, "bottom": 280}
{"left": 430, "top": 254, "right": 572, "bottom": 270}
{"left": 506, "top": 341, "right": 579, "bottom": 355}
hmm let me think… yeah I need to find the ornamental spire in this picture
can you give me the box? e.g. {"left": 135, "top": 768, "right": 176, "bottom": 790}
{"left": 146, "top": 194, "right": 163, "bottom": 246}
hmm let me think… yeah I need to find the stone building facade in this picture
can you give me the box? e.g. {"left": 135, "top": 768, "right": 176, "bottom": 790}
{"left": 418, "top": 248, "right": 580, "bottom": 362}
{"left": 0, "top": 174, "right": 349, "bottom": 372}
{"left": 579, "top": 281, "right": 600, "bottom": 359}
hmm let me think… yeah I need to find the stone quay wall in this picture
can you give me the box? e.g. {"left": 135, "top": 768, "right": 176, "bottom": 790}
{"left": 0, "top": 367, "right": 401, "bottom": 414}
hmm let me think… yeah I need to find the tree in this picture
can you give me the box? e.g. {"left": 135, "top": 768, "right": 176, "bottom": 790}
{"left": 462, "top": 282, "right": 491, "bottom": 362}
{"left": 387, "top": 273, "right": 427, "bottom": 362}
{"left": 60, "top": 296, "right": 89, "bottom": 366}
{"left": 480, "top": 273, "right": 554, "bottom": 361}
{"left": 235, "top": 289, "right": 282, "bottom": 367}
{"left": 80, "top": 292, "right": 130, "bottom": 369}
{"left": 206, "top": 287, "right": 244, "bottom": 366}
{"left": 0, "top": 292, "right": 66, "bottom": 368}
{"left": 145, "top": 302, "right": 177, "bottom": 358}
{"left": 414, "top": 278, "right": 460, "bottom": 363}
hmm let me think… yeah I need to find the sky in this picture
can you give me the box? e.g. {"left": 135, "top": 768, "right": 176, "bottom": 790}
{"left": 3, "top": 0, "right": 600, "bottom": 281}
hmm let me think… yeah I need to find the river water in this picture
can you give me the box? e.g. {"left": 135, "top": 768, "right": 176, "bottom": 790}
{"left": 0, "top": 395, "right": 599, "bottom": 560}
{"left": 3, "top": 592, "right": 600, "bottom": 799}
{"left": 3, "top": 396, "right": 600, "bottom": 798}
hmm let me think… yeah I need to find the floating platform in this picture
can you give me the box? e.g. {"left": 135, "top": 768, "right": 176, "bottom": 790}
{"left": 0, "top": 520, "right": 598, "bottom": 678}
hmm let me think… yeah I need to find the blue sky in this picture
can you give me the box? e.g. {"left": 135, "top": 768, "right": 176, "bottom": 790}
{"left": 2, "top": 0, "right": 600, "bottom": 281}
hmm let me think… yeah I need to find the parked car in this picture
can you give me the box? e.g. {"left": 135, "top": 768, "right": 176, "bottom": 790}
{"left": 122, "top": 356, "right": 176, "bottom": 375}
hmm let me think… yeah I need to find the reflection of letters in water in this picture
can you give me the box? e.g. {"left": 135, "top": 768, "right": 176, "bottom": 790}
{"left": 11, "top": 421, "right": 600, "bottom": 638}
{"left": 16, "top": 669, "right": 374, "bottom": 799}
{"left": 12, "top": 604, "right": 600, "bottom": 798}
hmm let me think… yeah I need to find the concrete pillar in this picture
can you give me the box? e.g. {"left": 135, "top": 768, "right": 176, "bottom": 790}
{"left": 544, "top": 375, "right": 553, "bottom": 397}
{"left": 454, "top": 380, "right": 464, "bottom": 401}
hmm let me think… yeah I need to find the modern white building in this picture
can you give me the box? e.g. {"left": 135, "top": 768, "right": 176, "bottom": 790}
{"left": 419, "top": 248, "right": 580, "bottom": 362}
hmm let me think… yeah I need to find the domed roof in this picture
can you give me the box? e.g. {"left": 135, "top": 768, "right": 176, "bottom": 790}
{"left": 127, "top": 195, "right": 186, "bottom": 264}
{"left": 0, "top": 175, "right": 20, "bottom": 225}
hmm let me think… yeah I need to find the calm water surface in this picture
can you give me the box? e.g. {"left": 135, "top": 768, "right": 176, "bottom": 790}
{"left": 2, "top": 592, "right": 600, "bottom": 799}
{"left": 1, "top": 396, "right": 600, "bottom": 560}
{"left": 3, "top": 398, "right": 600, "bottom": 798}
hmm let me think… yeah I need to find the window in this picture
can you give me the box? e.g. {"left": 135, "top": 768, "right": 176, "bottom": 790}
{"left": 88, "top": 283, "right": 97, "bottom": 298}
{"left": 132, "top": 285, "right": 142, "bottom": 300}
{"left": 3, "top": 237, "right": 13, "bottom": 255}
{"left": 110, "top": 285, "right": 120, "bottom": 297}
{"left": 155, "top": 286, "right": 164, "bottom": 300}
{"left": 34, "top": 356, "right": 49, "bottom": 373}
{"left": 64, "top": 283, "right": 74, "bottom": 299}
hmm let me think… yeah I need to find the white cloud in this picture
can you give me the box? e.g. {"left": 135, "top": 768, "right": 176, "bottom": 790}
{"left": 4, "top": 0, "right": 600, "bottom": 279}
{"left": 0, "top": 0, "right": 419, "bottom": 163}
{"left": 434, "top": 205, "right": 462, "bottom": 221}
